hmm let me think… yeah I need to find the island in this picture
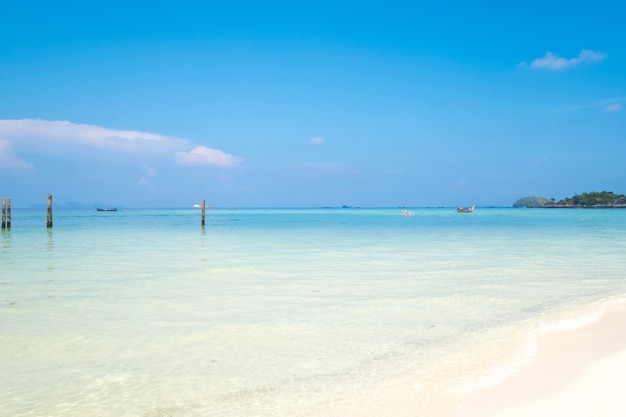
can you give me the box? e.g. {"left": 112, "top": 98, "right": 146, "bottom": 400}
{"left": 514, "top": 191, "right": 626, "bottom": 208}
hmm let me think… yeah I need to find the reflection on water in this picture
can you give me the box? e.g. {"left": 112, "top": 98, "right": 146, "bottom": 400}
{"left": 1, "top": 228, "right": 14, "bottom": 307}
{"left": 46, "top": 228, "right": 54, "bottom": 252}
{"left": 46, "top": 227, "right": 55, "bottom": 284}
{"left": 1, "top": 228, "right": 10, "bottom": 252}
{"left": 46, "top": 228, "right": 54, "bottom": 274}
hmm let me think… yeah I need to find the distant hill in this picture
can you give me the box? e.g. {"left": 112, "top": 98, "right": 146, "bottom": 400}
{"left": 514, "top": 192, "right": 626, "bottom": 208}
{"left": 513, "top": 196, "right": 552, "bottom": 208}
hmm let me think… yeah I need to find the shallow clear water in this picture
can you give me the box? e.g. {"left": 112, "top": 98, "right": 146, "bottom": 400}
{"left": 1, "top": 207, "right": 626, "bottom": 416}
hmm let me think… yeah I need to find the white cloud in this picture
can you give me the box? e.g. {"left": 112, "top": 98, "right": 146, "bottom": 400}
{"left": 0, "top": 139, "right": 32, "bottom": 169}
{"left": 525, "top": 49, "right": 607, "bottom": 70}
{"left": 0, "top": 119, "right": 181, "bottom": 152}
{"left": 175, "top": 146, "right": 243, "bottom": 167}
{"left": 605, "top": 103, "right": 623, "bottom": 112}
{"left": 0, "top": 118, "right": 243, "bottom": 169}
{"left": 309, "top": 137, "right": 325, "bottom": 145}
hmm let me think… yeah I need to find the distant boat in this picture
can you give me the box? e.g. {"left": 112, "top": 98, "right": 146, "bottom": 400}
{"left": 193, "top": 204, "right": 210, "bottom": 208}
{"left": 96, "top": 207, "right": 117, "bottom": 212}
{"left": 457, "top": 205, "right": 475, "bottom": 213}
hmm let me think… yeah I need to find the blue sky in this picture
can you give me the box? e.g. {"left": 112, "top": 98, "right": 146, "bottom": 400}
{"left": 1, "top": 1, "right": 624, "bottom": 208}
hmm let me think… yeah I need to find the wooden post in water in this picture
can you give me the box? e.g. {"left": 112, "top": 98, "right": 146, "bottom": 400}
{"left": 1, "top": 198, "right": 5, "bottom": 229}
{"left": 6, "top": 198, "right": 10, "bottom": 229}
{"left": 201, "top": 198, "right": 206, "bottom": 226}
{"left": 47, "top": 194, "right": 53, "bottom": 228}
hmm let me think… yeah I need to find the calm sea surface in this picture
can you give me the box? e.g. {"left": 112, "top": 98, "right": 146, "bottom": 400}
{"left": 2, "top": 207, "right": 626, "bottom": 416}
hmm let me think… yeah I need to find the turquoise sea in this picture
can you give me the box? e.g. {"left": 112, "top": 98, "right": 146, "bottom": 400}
{"left": 2, "top": 207, "right": 626, "bottom": 416}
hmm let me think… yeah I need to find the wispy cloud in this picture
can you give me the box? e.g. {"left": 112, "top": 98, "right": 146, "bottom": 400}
{"left": 137, "top": 177, "right": 157, "bottom": 193}
{"left": 539, "top": 97, "right": 626, "bottom": 114}
{"left": 0, "top": 119, "right": 179, "bottom": 152}
{"left": 605, "top": 103, "right": 623, "bottom": 112}
{"left": 523, "top": 49, "right": 607, "bottom": 71}
{"left": 530, "top": 157, "right": 548, "bottom": 166}
{"left": 0, "top": 118, "right": 242, "bottom": 169}
{"left": 141, "top": 164, "right": 158, "bottom": 176}
{"left": 309, "top": 136, "right": 325, "bottom": 145}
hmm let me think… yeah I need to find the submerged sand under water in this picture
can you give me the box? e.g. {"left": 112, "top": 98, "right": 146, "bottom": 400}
{"left": 1, "top": 207, "right": 626, "bottom": 416}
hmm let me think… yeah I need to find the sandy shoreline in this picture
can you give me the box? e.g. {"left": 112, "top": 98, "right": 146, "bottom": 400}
{"left": 310, "top": 302, "right": 626, "bottom": 417}
{"left": 455, "top": 302, "right": 626, "bottom": 417}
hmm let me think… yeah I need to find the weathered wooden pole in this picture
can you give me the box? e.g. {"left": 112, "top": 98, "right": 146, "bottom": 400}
{"left": 1, "top": 198, "right": 5, "bottom": 229}
{"left": 47, "top": 194, "right": 53, "bottom": 228}
{"left": 6, "top": 198, "right": 10, "bottom": 229}
{"left": 201, "top": 198, "right": 206, "bottom": 226}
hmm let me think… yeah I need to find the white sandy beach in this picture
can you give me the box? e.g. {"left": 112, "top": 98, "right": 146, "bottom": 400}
{"left": 315, "top": 302, "right": 626, "bottom": 417}
{"left": 456, "top": 303, "right": 626, "bottom": 417}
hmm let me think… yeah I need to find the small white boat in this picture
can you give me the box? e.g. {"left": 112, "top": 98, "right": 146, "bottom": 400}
{"left": 457, "top": 205, "right": 475, "bottom": 213}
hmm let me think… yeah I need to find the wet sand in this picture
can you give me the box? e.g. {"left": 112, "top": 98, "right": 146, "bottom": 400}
{"left": 456, "top": 303, "right": 626, "bottom": 417}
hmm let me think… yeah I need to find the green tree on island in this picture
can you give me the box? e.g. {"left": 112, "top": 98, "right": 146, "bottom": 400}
{"left": 514, "top": 191, "right": 626, "bottom": 208}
